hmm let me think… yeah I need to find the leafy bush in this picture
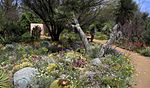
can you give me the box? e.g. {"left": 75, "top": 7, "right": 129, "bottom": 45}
{"left": 21, "top": 32, "right": 32, "bottom": 42}
{"left": 0, "top": 22, "right": 25, "bottom": 44}
{"left": 95, "top": 32, "right": 108, "bottom": 40}
{"left": 143, "top": 28, "right": 150, "bottom": 45}
{"left": 60, "top": 30, "right": 80, "bottom": 42}
{"left": 90, "top": 43, "right": 101, "bottom": 58}
{"left": 138, "top": 47, "right": 150, "bottom": 57}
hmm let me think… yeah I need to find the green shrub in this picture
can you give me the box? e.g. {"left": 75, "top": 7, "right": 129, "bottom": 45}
{"left": 138, "top": 48, "right": 150, "bottom": 57}
{"left": 60, "top": 30, "right": 80, "bottom": 41}
{"left": 95, "top": 32, "right": 108, "bottom": 40}
{"left": 143, "top": 28, "right": 150, "bottom": 45}
{"left": 21, "top": 32, "right": 32, "bottom": 42}
{"left": 90, "top": 43, "right": 101, "bottom": 58}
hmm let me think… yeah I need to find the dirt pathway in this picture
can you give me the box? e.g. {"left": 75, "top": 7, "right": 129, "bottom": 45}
{"left": 93, "top": 39, "right": 150, "bottom": 88}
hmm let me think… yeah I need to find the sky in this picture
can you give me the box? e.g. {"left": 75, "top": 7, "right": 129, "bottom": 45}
{"left": 134, "top": 0, "right": 150, "bottom": 15}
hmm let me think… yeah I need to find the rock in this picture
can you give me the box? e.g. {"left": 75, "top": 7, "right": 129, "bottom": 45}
{"left": 3, "top": 44, "right": 15, "bottom": 51}
{"left": 91, "top": 58, "right": 102, "bottom": 66}
{"left": 80, "top": 71, "right": 96, "bottom": 80}
{"left": 13, "top": 67, "right": 38, "bottom": 88}
{"left": 85, "top": 71, "right": 96, "bottom": 79}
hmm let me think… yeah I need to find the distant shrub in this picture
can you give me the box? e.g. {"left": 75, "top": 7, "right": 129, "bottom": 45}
{"left": 138, "top": 48, "right": 150, "bottom": 57}
{"left": 95, "top": 32, "right": 108, "bottom": 40}
{"left": 21, "top": 32, "right": 32, "bottom": 42}
{"left": 90, "top": 43, "right": 101, "bottom": 58}
{"left": 60, "top": 30, "right": 80, "bottom": 41}
{"left": 142, "top": 29, "right": 150, "bottom": 45}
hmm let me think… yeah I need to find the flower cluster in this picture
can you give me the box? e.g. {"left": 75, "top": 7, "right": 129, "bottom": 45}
{"left": 46, "top": 63, "right": 57, "bottom": 73}
{"left": 72, "top": 57, "right": 87, "bottom": 68}
{"left": 50, "top": 79, "right": 73, "bottom": 88}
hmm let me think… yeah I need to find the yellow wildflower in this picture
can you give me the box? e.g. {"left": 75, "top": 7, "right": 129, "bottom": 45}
{"left": 46, "top": 63, "right": 57, "bottom": 73}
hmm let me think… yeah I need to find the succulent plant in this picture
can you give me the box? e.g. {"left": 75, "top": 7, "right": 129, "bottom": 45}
{"left": 0, "top": 69, "right": 12, "bottom": 88}
{"left": 50, "top": 79, "right": 73, "bottom": 88}
{"left": 72, "top": 57, "right": 87, "bottom": 68}
{"left": 46, "top": 63, "right": 57, "bottom": 73}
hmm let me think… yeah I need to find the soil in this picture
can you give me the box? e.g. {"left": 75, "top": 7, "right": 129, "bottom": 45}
{"left": 93, "top": 39, "right": 150, "bottom": 88}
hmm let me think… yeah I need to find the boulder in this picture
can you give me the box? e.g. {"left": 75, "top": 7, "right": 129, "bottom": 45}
{"left": 13, "top": 67, "right": 38, "bottom": 88}
{"left": 91, "top": 58, "right": 102, "bottom": 66}
{"left": 3, "top": 44, "right": 15, "bottom": 51}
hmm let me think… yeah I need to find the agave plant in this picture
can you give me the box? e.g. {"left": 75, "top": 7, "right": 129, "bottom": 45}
{"left": 0, "top": 69, "right": 11, "bottom": 88}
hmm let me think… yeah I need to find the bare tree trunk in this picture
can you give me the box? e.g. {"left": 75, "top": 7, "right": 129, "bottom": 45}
{"left": 71, "top": 18, "right": 92, "bottom": 54}
{"left": 99, "top": 23, "right": 121, "bottom": 58}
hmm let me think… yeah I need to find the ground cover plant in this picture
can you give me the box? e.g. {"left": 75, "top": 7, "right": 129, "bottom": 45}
{"left": 0, "top": 42, "right": 134, "bottom": 88}
{"left": 0, "top": 0, "right": 149, "bottom": 88}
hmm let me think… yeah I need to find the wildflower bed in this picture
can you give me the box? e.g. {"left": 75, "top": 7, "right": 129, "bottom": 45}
{"left": 0, "top": 43, "right": 134, "bottom": 88}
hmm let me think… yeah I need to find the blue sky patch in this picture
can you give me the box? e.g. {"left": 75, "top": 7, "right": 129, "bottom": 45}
{"left": 134, "top": 0, "right": 150, "bottom": 14}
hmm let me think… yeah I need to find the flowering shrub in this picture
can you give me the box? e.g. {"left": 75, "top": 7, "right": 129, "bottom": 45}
{"left": 72, "top": 58, "right": 87, "bottom": 68}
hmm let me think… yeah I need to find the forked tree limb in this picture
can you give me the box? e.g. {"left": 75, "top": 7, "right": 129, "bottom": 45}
{"left": 98, "top": 23, "right": 122, "bottom": 58}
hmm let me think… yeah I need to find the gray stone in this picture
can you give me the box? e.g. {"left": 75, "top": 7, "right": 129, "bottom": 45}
{"left": 91, "top": 58, "right": 102, "bottom": 66}
{"left": 13, "top": 67, "right": 38, "bottom": 88}
{"left": 85, "top": 71, "right": 96, "bottom": 79}
{"left": 4, "top": 44, "right": 15, "bottom": 51}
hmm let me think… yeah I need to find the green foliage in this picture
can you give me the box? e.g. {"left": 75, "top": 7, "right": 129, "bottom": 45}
{"left": 19, "top": 12, "right": 42, "bottom": 32}
{"left": 95, "top": 32, "right": 108, "bottom": 40}
{"left": 0, "top": 69, "right": 12, "bottom": 88}
{"left": 0, "top": 42, "right": 134, "bottom": 88}
{"left": 21, "top": 32, "right": 32, "bottom": 42}
{"left": 90, "top": 43, "right": 101, "bottom": 58}
{"left": 60, "top": 30, "right": 80, "bottom": 41}
{"left": 138, "top": 48, "right": 150, "bottom": 57}
{"left": 116, "top": 0, "right": 138, "bottom": 24}
{"left": 0, "top": 22, "right": 23, "bottom": 44}
{"left": 143, "top": 28, "right": 150, "bottom": 45}
{"left": 101, "top": 55, "right": 134, "bottom": 88}
{"left": 23, "top": 0, "right": 105, "bottom": 41}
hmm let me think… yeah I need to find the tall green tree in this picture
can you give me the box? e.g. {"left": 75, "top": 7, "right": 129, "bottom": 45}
{"left": 116, "top": 0, "right": 138, "bottom": 25}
